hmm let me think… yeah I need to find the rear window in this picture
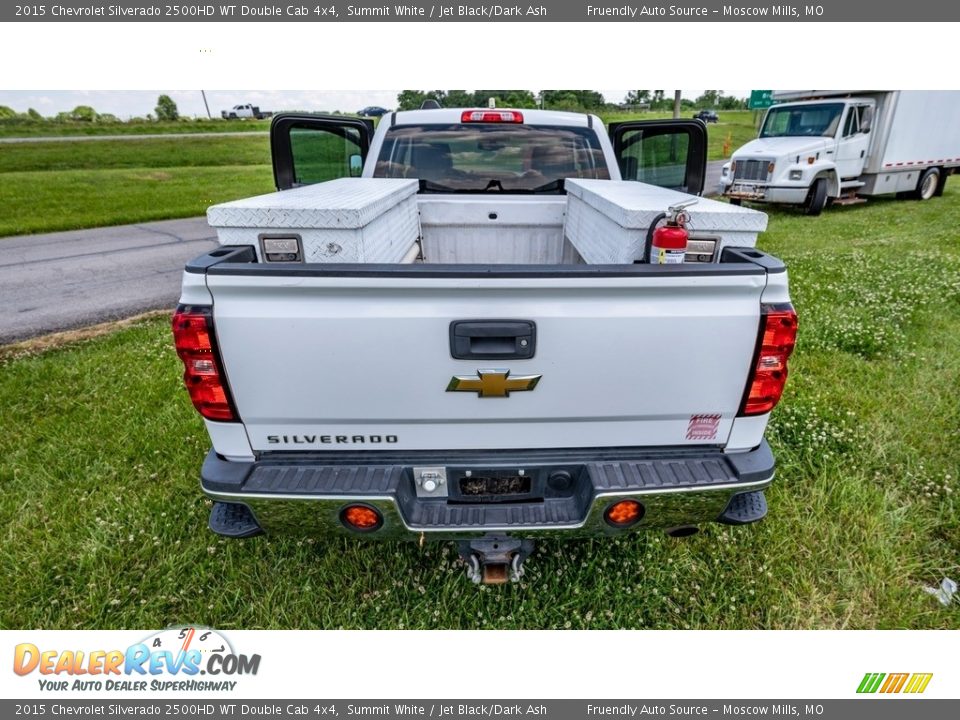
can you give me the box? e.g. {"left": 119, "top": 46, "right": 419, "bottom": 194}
{"left": 373, "top": 124, "right": 610, "bottom": 192}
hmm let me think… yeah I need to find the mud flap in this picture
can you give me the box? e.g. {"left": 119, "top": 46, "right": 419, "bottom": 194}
{"left": 209, "top": 501, "right": 263, "bottom": 538}
{"left": 717, "top": 490, "right": 768, "bottom": 526}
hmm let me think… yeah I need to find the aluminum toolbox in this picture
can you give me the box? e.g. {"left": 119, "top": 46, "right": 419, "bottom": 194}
{"left": 206, "top": 178, "right": 420, "bottom": 263}
{"left": 564, "top": 179, "right": 768, "bottom": 264}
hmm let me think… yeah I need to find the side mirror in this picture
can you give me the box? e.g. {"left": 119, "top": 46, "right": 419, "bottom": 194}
{"left": 349, "top": 154, "right": 363, "bottom": 177}
{"left": 860, "top": 107, "right": 873, "bottom": 133}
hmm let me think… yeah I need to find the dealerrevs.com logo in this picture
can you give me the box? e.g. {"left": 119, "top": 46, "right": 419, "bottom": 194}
{"left": 13, "top": 627, "right": 260, "bottom": 692}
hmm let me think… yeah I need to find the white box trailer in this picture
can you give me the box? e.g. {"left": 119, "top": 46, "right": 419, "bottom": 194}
{"left": 720, "top": 90, "right": 960, "bottom": 214}
{"left": 853, "top": 91, "right": 960, "bottom": 195}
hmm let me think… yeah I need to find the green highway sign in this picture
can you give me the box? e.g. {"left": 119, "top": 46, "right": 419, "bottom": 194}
{"left": 749, "top": 90, "right": 776, "bottom": 109}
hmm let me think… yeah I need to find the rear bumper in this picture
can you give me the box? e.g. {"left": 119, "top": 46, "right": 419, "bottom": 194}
{"left": 200, "top": 442, "right": 776, "bottom": 540}
{"left": 722, "top": 183, "right": 809, "bottom": 204}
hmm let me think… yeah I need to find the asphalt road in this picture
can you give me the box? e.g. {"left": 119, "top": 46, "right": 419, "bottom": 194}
{"left": 0, "top": 218, "right": 217, "bottom": 344}
{"left": 704, "top": 159, "right": 725, "bottom": 195}
{"left": 0, "top": 160, "right": 727, "bottom": 344}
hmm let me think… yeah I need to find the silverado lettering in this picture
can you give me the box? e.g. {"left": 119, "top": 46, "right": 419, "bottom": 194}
{"left": 266, "top": 435, "right": 399, "bottom": 444}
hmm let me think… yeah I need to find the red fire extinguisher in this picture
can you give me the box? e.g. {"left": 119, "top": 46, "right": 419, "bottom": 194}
{"left": 647, "top": 199, "right": 698, "bottom": 264}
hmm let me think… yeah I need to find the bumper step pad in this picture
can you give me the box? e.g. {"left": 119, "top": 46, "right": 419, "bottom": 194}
{"left": 209, "top": 501, "right": 263, "bottom": 538}
{"left": 717, "top": 490, "right": 768, "bottom": 525}
{"left": 200, "top": 442, "right": 775, "bottom": 535}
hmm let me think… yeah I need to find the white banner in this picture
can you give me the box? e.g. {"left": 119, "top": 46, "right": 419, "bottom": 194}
{"left": 3, "top": 630, "right": 957, "bottom": 699}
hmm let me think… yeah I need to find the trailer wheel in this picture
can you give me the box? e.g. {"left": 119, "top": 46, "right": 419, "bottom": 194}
{"left": 729, "top": 198, "right": 742, "bottom": 206}
{"left": 804, "top": 178, "right": 828, "bottom": 216}
{"left": 915, "top": 168, "right": 940, "bottom": 200}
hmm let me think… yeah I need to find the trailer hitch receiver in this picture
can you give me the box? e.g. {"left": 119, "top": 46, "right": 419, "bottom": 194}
{"left": 459, "top": 535, "right": 534, "bottom": 585}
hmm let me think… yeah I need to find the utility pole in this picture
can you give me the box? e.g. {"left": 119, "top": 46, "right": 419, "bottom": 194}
{"left": 673, "top": 90, "right": 682, "bottom": 119}
{"left": 201, "top": 90, "right": 212, "bottom": 119}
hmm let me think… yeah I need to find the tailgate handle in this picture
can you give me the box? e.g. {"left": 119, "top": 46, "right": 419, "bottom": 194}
{"left": 450, "top": 320, "right": 536, "bottom": 360}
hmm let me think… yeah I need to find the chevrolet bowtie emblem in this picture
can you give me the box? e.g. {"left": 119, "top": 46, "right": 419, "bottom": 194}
{"left": 446, "top": 369, "right": 542, "bottom": 398}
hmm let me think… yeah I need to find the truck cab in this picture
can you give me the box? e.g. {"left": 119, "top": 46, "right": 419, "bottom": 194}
{"left": 720, "top": 98, "right": 875, "bottom": 215}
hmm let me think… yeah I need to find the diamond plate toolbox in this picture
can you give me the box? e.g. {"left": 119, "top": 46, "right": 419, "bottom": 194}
{"left": 207, "top": 178, "right": 420, "bottom": 263}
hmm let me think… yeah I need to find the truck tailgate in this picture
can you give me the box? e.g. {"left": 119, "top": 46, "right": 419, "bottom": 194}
{"left": 203, "top": 262, "right": 768, "bottom": 452}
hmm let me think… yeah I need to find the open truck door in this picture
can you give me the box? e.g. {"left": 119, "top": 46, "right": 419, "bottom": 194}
{"left": 270, "top": 113, "right": 374, "bottom": 190}
{"left": 609, "top": 119, "right": 707, "bottom": 196}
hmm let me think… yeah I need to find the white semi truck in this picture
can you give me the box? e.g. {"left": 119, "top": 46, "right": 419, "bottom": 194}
{"left": 720, "top": 90, "right": 960, "bottom": 215}
{"left": 175, "top": 108, "right": 797, "bottom": 583}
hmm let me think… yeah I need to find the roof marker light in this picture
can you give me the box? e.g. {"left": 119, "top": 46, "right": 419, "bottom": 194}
{"left": 460, "top": 110, "right": 524, "bottom": 124}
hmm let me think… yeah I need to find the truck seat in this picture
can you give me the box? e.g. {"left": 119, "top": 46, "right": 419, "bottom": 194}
{"left": 411, "top": 143, "right": 454, "bottom": 179}
{"left": 530, "top": 144, "right": 575, "bottom": 178}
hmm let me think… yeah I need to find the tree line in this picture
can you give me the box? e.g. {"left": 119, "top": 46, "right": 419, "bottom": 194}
{"left": 0, "top": 95, "right": 181, "bottom": 124}
{"left": 396, "top": 90, "right": 747, "bottom": 112}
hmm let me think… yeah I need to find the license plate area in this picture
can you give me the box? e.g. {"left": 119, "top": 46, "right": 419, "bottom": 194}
{"left": 459, "top": 473, "right": 533, "bottom": 501}
{"left": 731, "top": 182, "right": 766, "bottom": 199}
{"left": 443, "top": 465, "right": 584, "bottom": 504}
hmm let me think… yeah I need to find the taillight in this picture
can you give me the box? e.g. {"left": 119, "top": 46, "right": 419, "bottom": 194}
{"left": 172, "top": 305, "right": 237, "bottom": 422}
{"left": 740, "top": 303, "right": 798, "bottom": 416}
{"left": 460, "top": 109, "right": 524, "bottom": 124}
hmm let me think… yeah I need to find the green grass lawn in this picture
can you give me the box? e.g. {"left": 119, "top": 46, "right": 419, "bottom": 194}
{"left": 0, "top": 135, "right": 274, "bottom": 236}
{"left": 0, "top": 135, "right": 271, "bottom": 173}
{"left": 0, "top": 119, "right": 272, "bottom": 137}
{"left": 1, "top": 111, "right": 756, "bottom": 237}
{"left": 0, "top": 166, "right": 275, "bottom": 237}
{"left": 1, "top": 187, "right": 958, "bottom": 630}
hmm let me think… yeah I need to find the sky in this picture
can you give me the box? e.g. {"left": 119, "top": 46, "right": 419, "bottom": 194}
{"left": 0, "top": 90, "right": 749, "bottom": 118}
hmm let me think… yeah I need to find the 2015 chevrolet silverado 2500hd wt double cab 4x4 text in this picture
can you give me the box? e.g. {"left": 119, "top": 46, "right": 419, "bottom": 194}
{"left": 174, "top": 108, "right": 797, "bottom": 584}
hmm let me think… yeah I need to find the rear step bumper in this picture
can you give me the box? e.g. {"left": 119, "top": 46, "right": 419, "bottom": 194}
{"left": 201, "top": 442, "right": 775, "bottom": 540}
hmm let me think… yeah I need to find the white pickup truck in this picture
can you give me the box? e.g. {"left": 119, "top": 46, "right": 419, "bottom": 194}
{"left": 221, "top": 103, "right": 273, "bottom": 120}
{"left": 174, "top": 108, "right": 797, "bottom": 583}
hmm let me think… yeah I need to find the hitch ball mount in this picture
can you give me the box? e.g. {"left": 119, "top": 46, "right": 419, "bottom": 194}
{"left": 458, "top": 534, "right": 535, "bottom": 585}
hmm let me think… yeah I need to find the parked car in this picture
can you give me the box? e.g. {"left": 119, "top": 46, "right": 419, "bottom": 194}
{"left": 175, "top": 108, "right": 796, "bottom": 585}
{"left": 693, "top": 110, "right": 719, "bottom": 123}
{"left": 358, "top": 106, "right": 390, "bottom": 117}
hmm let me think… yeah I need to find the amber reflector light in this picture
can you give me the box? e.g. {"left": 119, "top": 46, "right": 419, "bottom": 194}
{"left": 604, "top": 500, "right": 644, "bottom": 528}
{"left": 340, "top": 505, "right": 383, "bottom": 532}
